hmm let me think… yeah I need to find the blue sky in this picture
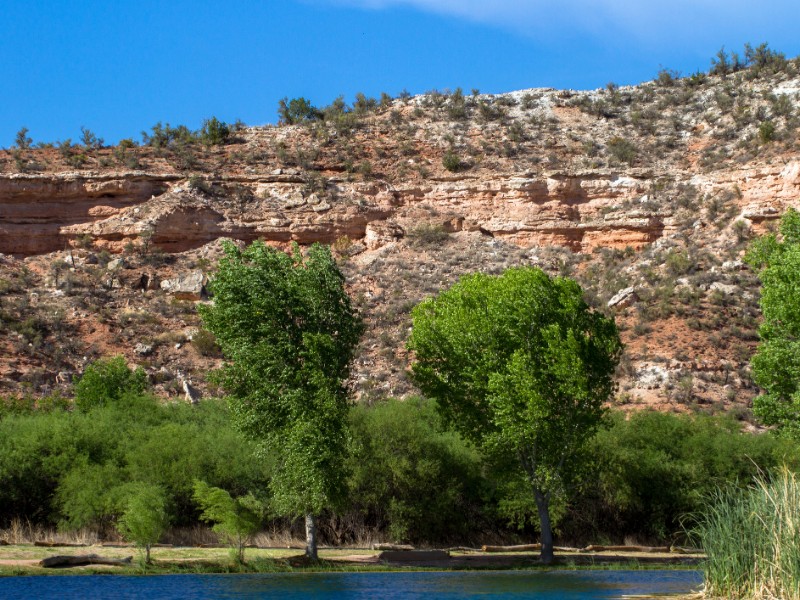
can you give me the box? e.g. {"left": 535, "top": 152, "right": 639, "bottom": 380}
{"left": 2, "top": 0, "right": 799, "bottom": 146}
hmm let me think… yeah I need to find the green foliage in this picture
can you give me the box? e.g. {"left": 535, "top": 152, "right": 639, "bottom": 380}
{"left": 73, "top": 356, "right": 148, "bottom": 411}
{"left": 0, "top": 392, "right": 264, "bottom": 532}
{"left": 745, "top": 209, "right": 800, "bottom": 437}
{"left": 574, "top": 411, "right": 800, "bottom": 542}
{"left": 277, "top": 97, "right": 321, "bottom": 125}
{"left": 408, "top": 267, "right": 621, "bottom": 561}
{"left": 1, "top": 391, "right": 799, "bottom": 547}
{"left": 199, "top": 241, "right": 363, "bottom": 554}
{"left": 117, "top": 483, "right": 170, "bottom": 564}
{"left": 193, "top": 480, "right": 262, "bottom": 563}
{"left": 347, "top": 397, "right": 485, "bottom": 543}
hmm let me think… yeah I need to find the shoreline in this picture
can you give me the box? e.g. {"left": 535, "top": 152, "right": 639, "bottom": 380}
{"left": 0, "top": 544, "right": 704, "bottom": 576}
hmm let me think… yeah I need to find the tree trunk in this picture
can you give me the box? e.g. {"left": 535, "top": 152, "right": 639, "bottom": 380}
{"left": 534, "top": 489, "right": 554, "bottom": 564}
{"left": 305, "top": 513, "right": 318, "bottom": 560}
{"left": 145, "top": 543, "right": 151, "bottom": 565}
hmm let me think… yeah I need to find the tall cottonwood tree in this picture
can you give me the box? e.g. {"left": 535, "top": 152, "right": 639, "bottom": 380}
{"left": 199, "top": 241, "right": 363, "bottom": 559}
{"left": 408, "top": 267, "right": 621, "bottom": 563}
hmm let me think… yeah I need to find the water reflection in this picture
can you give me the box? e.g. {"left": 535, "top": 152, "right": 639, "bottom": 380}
{"left": 0, "top": 569, "right": 703, "bottom": 599}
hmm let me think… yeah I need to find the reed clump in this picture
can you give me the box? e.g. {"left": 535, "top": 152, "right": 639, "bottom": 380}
{"left": 694, "top": 467, "right": 800, "bottom": 599}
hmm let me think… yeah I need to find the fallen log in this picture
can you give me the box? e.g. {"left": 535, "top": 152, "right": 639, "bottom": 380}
{"left": 371, "top": 543, "right": 414, "bottom": 551}
{"left": 33, "top": 541, "right": 88, "bottom": 548}
{"left": 39, "top": 554, "right": 133, "bottom": 568}
{"left": 670, "top": 546, "right": 703, "bottom": 554}
{"left": 582, "top": 545, "right": 671, "bottom": 553}
{"left": 481, "top": 544, "right": 541, "bottom": 553}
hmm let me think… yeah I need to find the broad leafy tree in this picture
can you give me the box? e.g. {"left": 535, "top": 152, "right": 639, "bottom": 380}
{"left": 199, "top": 241, "right": 363, "bottom": 559}
{"left": 408, "top": 267, "right": 621, "bottom": 563}
{"left": 746, "top": 208, "right": 800, "bottom": 437}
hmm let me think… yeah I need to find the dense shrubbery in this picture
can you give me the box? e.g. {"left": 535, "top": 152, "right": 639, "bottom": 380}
{"left": 0, "top": 393, "right": 266, "bottom": 534}
{"left": 345, "top": 397, "right": 487, "bottom": 544}
{"left": 1, "top": 384, "right": 798, "bottom": 546}
{"left": 563, "top": 411, "right": 800, "bottom": 544}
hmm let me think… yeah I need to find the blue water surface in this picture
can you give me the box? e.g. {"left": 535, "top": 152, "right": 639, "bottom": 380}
{"left": 0, "top": 569, "right": 703, "bottom": 599}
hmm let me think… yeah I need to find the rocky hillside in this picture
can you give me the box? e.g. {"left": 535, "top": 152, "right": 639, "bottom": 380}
{"left": 2, "top": 50, "right": 799, "bottom": 421}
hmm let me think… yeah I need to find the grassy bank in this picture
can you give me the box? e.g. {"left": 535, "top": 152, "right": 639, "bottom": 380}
{"left": 0, "top": 544, "right": 702, "bottom": 577}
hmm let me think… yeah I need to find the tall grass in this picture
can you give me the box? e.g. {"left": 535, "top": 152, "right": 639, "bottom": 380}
{"left": 694, "top": 468, "right": 800, "bottom": 599}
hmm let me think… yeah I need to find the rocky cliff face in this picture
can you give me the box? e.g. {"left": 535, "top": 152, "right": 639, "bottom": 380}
{"left": 1, "top": 60, "right": 799, "bottom": 419}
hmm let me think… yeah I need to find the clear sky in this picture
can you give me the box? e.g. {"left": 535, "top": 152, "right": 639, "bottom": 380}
{"left": 2, "top": 0, "right": 799, "bottom": 146}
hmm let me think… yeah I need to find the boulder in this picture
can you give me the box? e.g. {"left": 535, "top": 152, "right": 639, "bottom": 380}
{"left": 134, "top": 343, "right": 154, "bottom": 356}
{"left": 106, "top": 258, "right": 125, "bottom": 271}
{"left": 160, "top": 270, "right": 208, "bottom": 300}
{"left": 709, "top": 282, "right": 738, "bottom": 295}
{"left": 607, "top": 286, "right": 638, "bottom": 309}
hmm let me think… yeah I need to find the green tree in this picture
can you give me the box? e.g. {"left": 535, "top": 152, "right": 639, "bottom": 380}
{"left": 117, "top": 483, "right": 170, "bottom": 564}
{"left": 193, "top": 480, "right": 262, "bottom": 563}
{"left": 408, "top": 267, "right": 621, "bottom": 563}
{"left": 199, "top": 241, "right": 363, "bottom": 559}
{"left": 73, "top": 356, "right": 148, "bottom": 411}
{"left": 746, "top": 208, "right": 800, "bottom": 437}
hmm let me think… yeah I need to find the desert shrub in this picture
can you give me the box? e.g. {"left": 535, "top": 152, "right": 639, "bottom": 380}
{"left": 758, "top": 120, "right": 776, "bottom": 143}
{"left": 710, "top": 47, "right": 744, "bottom": 76}
{"left": 744, "top": 42, "right": 787, "bottom": 77}
{"left": 14, "top": 127, "right": 32, "bottom": 149}
{"left": 187, "top": 174, "right": 212, "bottom": 193}
{"left": 407, "top": 223, "right": 450, "bottom": 247}
{"left": 199, "top": 117, "right": 230, "bottom": 146}
{"left": 442, "top": 150, "right": 462, "bottom": 172}
{"left": 607, "top": 137, "right": 637, "bottom": 164}
{"left": 278, "top": 97, "right": 321, "bottom": 125}
{"left": 80, "top": 127, "right": 103, "bottom": 150}
{"left": 655, "top": 68, "right": 680, "bottom": 87}
{"left": 191, "top": 329, "right": 221, "bottom": 357}
{"left": 141, "top": 122, "right": 196, "bottom": 148}
{"left": 353, "top": 92, "right": 377, "bottom": 116}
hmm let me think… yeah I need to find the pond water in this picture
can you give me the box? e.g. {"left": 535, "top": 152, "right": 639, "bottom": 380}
{"left": 0, "top": 569, "right": 703, "bottom": 599}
